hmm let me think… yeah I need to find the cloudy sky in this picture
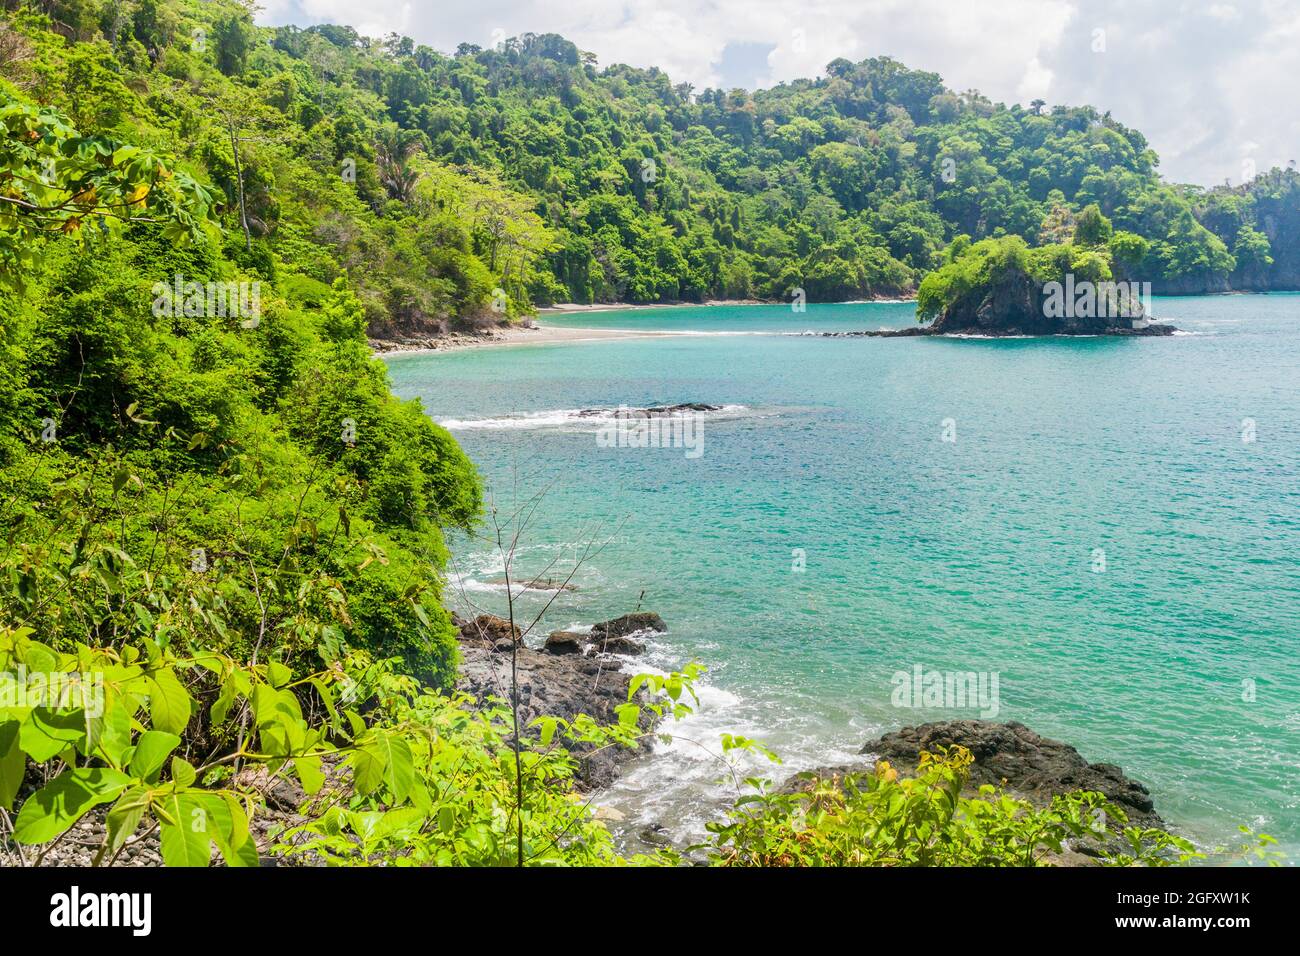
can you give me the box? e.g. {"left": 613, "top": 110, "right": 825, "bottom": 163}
{"left": 256, "top": 0, "right": 1300, "bottom": 187}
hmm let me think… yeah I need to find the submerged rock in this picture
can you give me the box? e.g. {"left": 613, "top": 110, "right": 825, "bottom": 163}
{"left": 576, "top": 403, "right": 722, "bottom": 417}
{"left": 485, "top": 575, "right": 577, "bottom": 591}
{"left": 590, "top": 635, "right": 645, "bottom": 655}
{"left": 638, "top": 823, "right": 673, "bottom": 847}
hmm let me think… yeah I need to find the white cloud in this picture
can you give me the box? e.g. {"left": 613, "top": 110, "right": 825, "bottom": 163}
{"left": 257, "top": 0, "right": 1299, "bottom": 186}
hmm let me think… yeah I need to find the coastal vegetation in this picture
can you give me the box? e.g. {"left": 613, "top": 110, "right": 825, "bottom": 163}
{"left": 0, "top": 0, "right": 1283, "bottom": 867}
{"left": 4, "top": 0, "right": 1297, "bottom": 339}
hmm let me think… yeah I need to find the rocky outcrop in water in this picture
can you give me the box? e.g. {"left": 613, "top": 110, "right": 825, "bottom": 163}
{"left": 591, "top": 612, "right": 666, "bottom": 638}
{"left": 785, "top": 719, "right": 1162, "bottom": 828}
{"left": 576, "top": 403, "right": 722, "bottom": 417}
{"left": 918, "top": 268, "right": 1176, "bottom": 336}
{"left": 817, "top": 255, "right": 1178, "bottom": 337}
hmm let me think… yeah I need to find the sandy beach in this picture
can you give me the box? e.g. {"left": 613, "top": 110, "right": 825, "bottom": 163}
{"left": 372, "top": 322, "right": 684, "bottom": 357}
{"left": 373, "top": 296, "right": 919, "bottom": 356}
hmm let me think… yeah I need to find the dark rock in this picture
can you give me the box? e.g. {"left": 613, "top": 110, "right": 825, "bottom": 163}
{"left": 638, "top": 823, "right": 673, "bottom": 847}
{"left": 457, "top": 614, "right": 521, "bottom": 647}
{"left": 590, "top": 612, "right": 666, "bottom": 639}
{"left": 457, "top": 628, "right": 658, "bottom": 789}
{"left": 544, "top": 630, "right": 585, "bottom": 654}
{"left": 492, "top": 638, "right": 517, "bottom": 653}
{"left": 591, "top": 635, "right": 645, "bottom": 655}
{"left": 785, "top": 719, "right": 1162, "bottom": 830}
{"left": 576, "top": 403, "right": 722, "bottom": 418}
{"left": 643, "top": 403, "right": 722, "bottom": 414}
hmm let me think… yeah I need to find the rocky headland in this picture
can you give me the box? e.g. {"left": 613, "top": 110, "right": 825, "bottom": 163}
{"left": 783, "top": 718, "right": 1162, "bottom": 828}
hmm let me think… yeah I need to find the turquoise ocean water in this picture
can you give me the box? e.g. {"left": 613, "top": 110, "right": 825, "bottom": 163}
{"left": 386, "top": 296, "right": 1300, "bottom": 860}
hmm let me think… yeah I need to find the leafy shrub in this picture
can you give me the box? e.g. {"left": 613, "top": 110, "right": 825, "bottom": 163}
{"left": 701, "top": 746, "right": 1201, "bottom": 867}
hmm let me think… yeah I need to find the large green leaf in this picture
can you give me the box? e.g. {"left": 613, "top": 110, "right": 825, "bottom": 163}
{"left": 12, "top": 767, "right": 132, "bottom": 844}
{"left": 293, "top": 754, "right": 325, "bottom": 795}
{"left": 146, "top": 670, "right": 192, "bottom": 736}
{"left": 18, "top": 707, "right": 86, "bottom": 762}
{"left": 195, "top": 791, "right": 258, "bottom": 867}
{"left": 103, "top": 785, "right": 149, "bottom": 856}
{"left": 156, "top": 793, "right": 211, "bottom": 867}
{"left": 349, "top": 733, "right": 414, "bottom": 802}
{"left": 349, "top": 743, "right": 385, "bottom": 797}
{"left": 0, "top": 720, "right": 23, "bottom": 811}
{"left": 128, "top": 730, "right": 181, "bottom": 783}
{"left": 381, "top": 735, "right": 415, "bottom": 802}
{"left": 95, "top": 695, "right": 134, "bottom": 769}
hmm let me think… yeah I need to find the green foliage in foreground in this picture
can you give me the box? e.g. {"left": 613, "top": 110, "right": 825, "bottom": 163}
{"left": 0, "top": 99, "right": 215, "bottom": 288}
{"left": 0, "top": 619, "right": 702, "bottom": 866}
{"left": 703, "top": 749, "right": 1201, "bottom": 867}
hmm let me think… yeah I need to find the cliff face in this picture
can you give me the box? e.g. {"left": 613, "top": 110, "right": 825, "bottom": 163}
{"left": 1148, "top": 271, "right": 1234, "bottom": 296}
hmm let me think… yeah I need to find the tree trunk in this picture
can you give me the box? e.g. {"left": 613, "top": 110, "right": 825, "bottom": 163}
{"left": 226, "top": 115, "right": 251, "bottom": 252}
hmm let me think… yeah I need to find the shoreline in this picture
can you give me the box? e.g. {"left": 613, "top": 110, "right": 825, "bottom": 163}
{"left": 371, "top": 295, "right": 921, "bottom": 356}
{"left": 372, "top": 323, "right": 692, "bottom": 357}
{"left": 449, "top": 608, "right": 1172, "bottom": 859}
{"left": 368, "top": 285, "right": 1263, "bottom": 356}
{"left": 537, "top": 295, "right": 918, "bottom": 314}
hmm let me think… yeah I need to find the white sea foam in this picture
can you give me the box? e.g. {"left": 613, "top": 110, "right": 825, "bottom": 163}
{"left": 439, "top": 404, "right": 748, "bottom": 430}
{"left": 591, "top": 652, "right": 872, "bottom": 848}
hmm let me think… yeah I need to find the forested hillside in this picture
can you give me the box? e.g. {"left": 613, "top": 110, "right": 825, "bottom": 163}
{"left": 3, "top": 0, "right": 1296, "bottom": 341}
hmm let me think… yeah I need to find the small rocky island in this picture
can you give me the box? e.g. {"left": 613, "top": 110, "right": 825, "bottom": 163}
{"left": 832, "top": 235, "right": 1179, "bottom": 337}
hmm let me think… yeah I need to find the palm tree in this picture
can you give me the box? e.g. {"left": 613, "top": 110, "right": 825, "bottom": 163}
{"left": 374, "top": 127, "right": 424, "bottom": 204}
